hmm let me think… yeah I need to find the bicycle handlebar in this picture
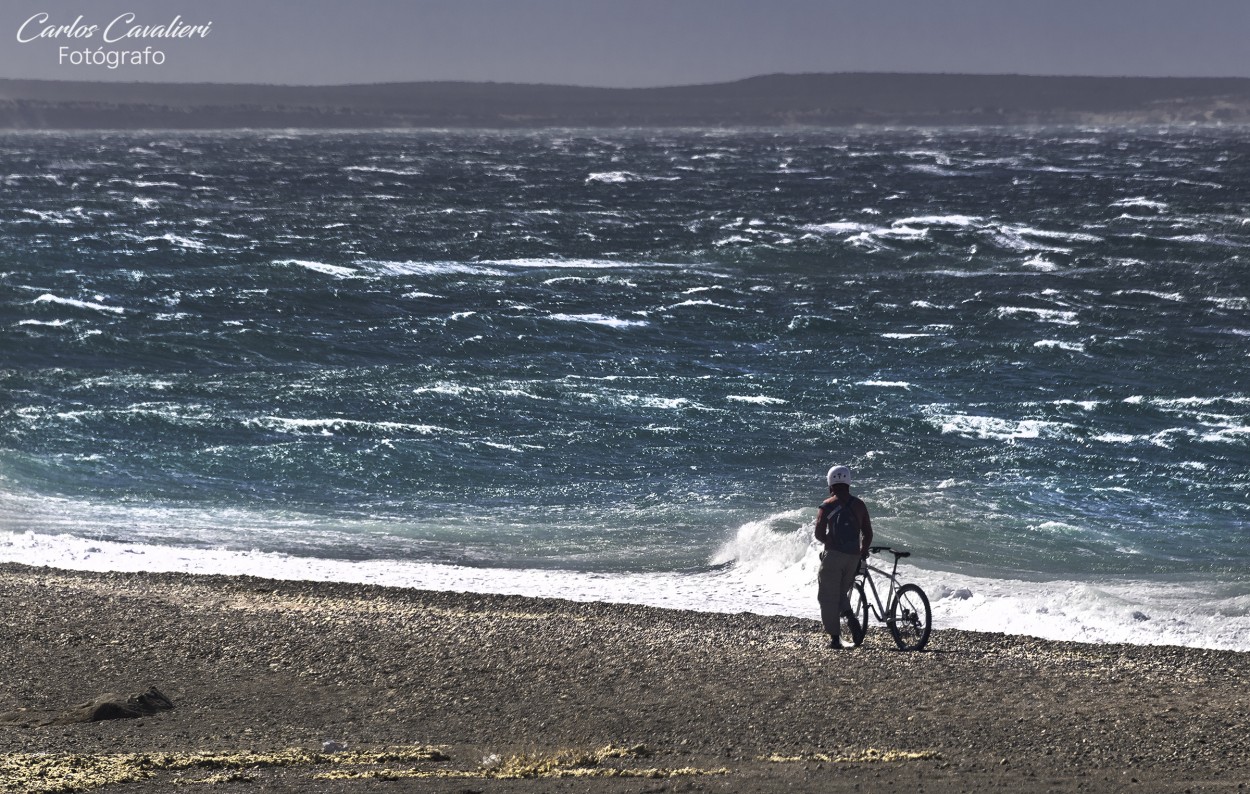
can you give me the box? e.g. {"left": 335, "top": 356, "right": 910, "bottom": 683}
{"left": 869, "top": 545, "right": 911, "bottom": 559}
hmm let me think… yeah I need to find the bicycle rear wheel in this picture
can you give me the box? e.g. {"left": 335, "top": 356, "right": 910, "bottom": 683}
{"left": 843, "top": 582, "right": 869, "bottom": 647}
{"left": 887, "top": 583, "right": 931, "bottom": 651}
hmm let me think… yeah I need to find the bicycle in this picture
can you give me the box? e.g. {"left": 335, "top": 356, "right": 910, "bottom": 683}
{"left": 848, "top": 545, "right": 932, "bottom": 651}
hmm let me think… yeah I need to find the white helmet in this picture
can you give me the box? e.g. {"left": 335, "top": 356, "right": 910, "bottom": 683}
{"left": 826, "top": 465, "right": 852, "bottom": 487}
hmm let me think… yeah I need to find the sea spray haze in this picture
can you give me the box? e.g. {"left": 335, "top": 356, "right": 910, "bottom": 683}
{"left": 1, "top": 128, "right": 1247, "bottom": 648}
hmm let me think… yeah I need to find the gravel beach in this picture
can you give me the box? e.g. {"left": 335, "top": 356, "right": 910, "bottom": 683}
{"left": 1, "top": 562, "right": 1248, "bottom": 792}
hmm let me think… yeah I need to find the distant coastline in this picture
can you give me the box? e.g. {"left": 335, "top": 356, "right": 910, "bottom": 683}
{"left": 3, "top": 72, "right": 1250, "bottom": 129}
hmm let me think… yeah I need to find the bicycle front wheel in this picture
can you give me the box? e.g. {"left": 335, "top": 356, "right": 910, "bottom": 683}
{"left": 888, "top": 583, "right": 931, "bottom": 651}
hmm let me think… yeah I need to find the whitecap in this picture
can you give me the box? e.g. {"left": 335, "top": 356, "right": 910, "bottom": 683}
{"left": 1022, "top": 254, "right": 1059, "bottom": 271}
{"left": 546, "top": 313, "right": 649, "bottom": 328}
{"left": 1054, "top": 399, "right": 1102, "bottom": 411}
{"left": 1034, "top": 340, "right": 1086, "bottom": 353}
{"left": 143, "top": 233, "right": 208, "bottom": 251}
{"left": 485, "top": 258, "right": 675, "bottom": 270}
{"left": 365, "top": 260, "right": 506, "bottom": 277}
{"left": 994, "top": 306, "right": 1079, "bottom": 325}
{"left": 1149, "top": 396, "right": 1250, "bottom": 409}
{"left": 845, "top": 225, "right": 927, "bottom": 249}
{"left": 275, "top": 259, "right": 358, "bottom": 278}
{"left": 32, "top": 294, "right": 125, "bottom": 315}
{"left": 1114, "top": 289, "right": 1186, "bottom": 302}
{"left": 412, "top": 383, "right": 483, "bottom": 397}
{"left": 904, "top": 164, "right": 966, "bottom": 177}
{"left": 247, "top": 416, "right": 447, "bottom": 436}
{"left": 20, "top": 209, "right": 74, "bottom": 225}
{"left": 933, "top": 412, "right": 1070, "bottom": 441}
{"left": 1205, "top": 297, "right": 1249, "bottom": 310}
{"left": 1111, "top": 197, "right": 1168, "bottom": 210}
{"left": 726, "top": 395, "right": 788, "bottom": 405}
{"left": 801, "top": 221, "right": 877, "bottom": 234}
{"left": 342, "top": 165, "right": 422, "bottom": 176}
{"left": 585, "top": 171, "right": 636, "bottom": 183}
{"left": 662, "top": 299, "right": 745, "bottom": 312}
{"left": 1007, "top": 225, "right": 1103, "bottom": 244}
{"left": 1200, "top": 426, "right": 1250, "bottom": 444}
{"left": 893, "top": 214, "right": 983, "bottom": 227}
{"left": 857, "top": 380, "right": 912, "bottom": 389}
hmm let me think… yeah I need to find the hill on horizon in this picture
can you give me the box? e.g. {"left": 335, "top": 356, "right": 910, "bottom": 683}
{"left": 2, "top": 72, "right": 1249, "bottom": 129}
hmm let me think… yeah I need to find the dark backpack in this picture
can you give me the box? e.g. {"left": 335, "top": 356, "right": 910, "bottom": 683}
{"left": 827, "top": 496, "right": 862, "bottom": 554}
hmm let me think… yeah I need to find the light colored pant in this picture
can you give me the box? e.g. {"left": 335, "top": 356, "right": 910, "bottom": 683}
{"left": 817, "top": 548, "right": 860, "bottom": 637}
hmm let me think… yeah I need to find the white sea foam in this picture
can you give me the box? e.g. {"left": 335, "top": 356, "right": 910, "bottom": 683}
{"left": 20, "top": 209, "right": 74, "bottom": 225}
{"left": 275, "top": 259, "right": 358, "bottom": 278}
{"left": 1092, "top": 428, "right": 1199, "bottom": 447}
{"left": 342, "top": 165, "right": 422, "bottom": 176}
{"left": 1111, "top": 197, "right": 1169, "bottom": 210}
{"left": 1034, "top": 339, "right": 1087, "bottom": 353}
{"left": 365, "top": 260, "right": 507, "bottom": 277}
{"left": 726, "top": 395, "right": 788, "bottom": 405}
{"left": 32, "top": 294, "right": 125, "bottom": 315}
{"left": 904, "top": 164, "right": 965, "bottom": 177}
{"left": 585, "top": 171, "right": 636, "bottom": 183}
{"left": 1146, "top": 395, "right": 1250, "bottom": 409}
{"left": 662, "top": 299, "right": 745, "bottom": 312}
{"left": 1115, "top": 289, "right": 1186, "bottom": 302}
{"left": 994, "top": 306, "right": 1079, "bottom": 325}
{"left": 1022, "top": 254, "right": 1058, "bottom": 271}
{"left": 413, "top": 383, "right": 483, "bottom": 397}
{"left": 858, "top": 380, "right": 912, "bottom": 389}
{"left": 546, "top": 313, "right": 649, "bottom": 328}
{"left": 612, "top": 394, "right": 697, "bottom": 410}
{"left": 245, "top": 416, "right": 448, "bottom": 436}
{"left": 893, "top": 214, "right": 983, "bottom": 227}
{"left": 5, "top": 524, "right": 1247, "bottom": 651}
{"left": 138, "top": 233, "right": 208, "bottom": 251}
{"left": 1054, "top": 399, "right": 1103, "bottom": 411}
{"left": 1200, "top": 426, "right": 1250, "bottom": 443}
{"left": 844, "top": 225, "right": 928, "bottom": 249}
{"left": 801, "top": 221, "right": 876, "bottom": 234}
{"left": 933, "top": 412, "right": 1071, "bottom": 441}
{"left": 485, "top": 258, "right": 677, "bottom": 270}
{"left": 1205, "top": 296, "right": 1249, "bottom": 310}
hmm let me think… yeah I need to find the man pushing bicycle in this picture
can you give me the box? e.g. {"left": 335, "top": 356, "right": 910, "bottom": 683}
{"left": 814, "top": 465, "right": 873, "bottom": 649}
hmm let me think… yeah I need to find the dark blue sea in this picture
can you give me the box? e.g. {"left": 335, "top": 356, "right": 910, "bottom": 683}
{"left": 1, "top": 127, "right": 1247, "bottom": 648}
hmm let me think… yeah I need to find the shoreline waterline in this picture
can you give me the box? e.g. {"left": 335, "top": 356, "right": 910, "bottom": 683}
{"left": 3, "top": 528, "right": 1247, "bottom": 653}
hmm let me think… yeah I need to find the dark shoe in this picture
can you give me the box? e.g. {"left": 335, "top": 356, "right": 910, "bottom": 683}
{"left": 827, "top": 635, "right": 843, "bottom": 650}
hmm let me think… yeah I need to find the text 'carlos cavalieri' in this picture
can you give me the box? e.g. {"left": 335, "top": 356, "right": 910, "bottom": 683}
{"left": 16, "top": 13, "right": 213, "bottom": 70}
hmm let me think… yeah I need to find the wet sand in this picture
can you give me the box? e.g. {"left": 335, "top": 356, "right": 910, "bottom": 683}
{"left": 1, "top": 562, "right": 1248, "bottom": 792}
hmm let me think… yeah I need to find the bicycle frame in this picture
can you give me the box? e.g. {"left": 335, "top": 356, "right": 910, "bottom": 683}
{"left": 849, "top": 545, "right": 932, "bottom": 651}
{"left": 856, "top": 554, "right": 902, "bottom": 625}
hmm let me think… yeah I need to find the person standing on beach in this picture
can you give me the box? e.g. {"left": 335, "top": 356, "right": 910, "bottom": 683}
{"left": 814, "top": 465, "right": 873, "bottom": 649}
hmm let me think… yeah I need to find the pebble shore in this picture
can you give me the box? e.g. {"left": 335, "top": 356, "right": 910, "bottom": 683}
{"left": 2, "top": 562, "right": 1248, "bottom": 792}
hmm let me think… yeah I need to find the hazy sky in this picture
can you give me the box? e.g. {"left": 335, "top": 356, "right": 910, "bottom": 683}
{"left": 3, "top": 0, "right": 1247, "bottom": 86}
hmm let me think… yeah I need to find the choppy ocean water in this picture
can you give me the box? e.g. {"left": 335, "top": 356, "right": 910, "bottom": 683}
{"left": 1, "top": 128, "right": 1247, "bottom": 648}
